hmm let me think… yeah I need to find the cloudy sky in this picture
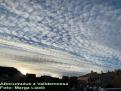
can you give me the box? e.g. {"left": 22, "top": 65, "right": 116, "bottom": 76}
{"left": 0, "top": 0, "right": 121, "bottom": 77}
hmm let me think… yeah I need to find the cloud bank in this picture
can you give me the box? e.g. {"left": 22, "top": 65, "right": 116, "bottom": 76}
{"left": 0, "top": 0, "right": 121, "bottom": 77}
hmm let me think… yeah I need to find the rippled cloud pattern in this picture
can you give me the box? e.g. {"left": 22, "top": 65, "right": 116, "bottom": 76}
{"left": 0, "top": 0, "right": 121, "bottom": 77}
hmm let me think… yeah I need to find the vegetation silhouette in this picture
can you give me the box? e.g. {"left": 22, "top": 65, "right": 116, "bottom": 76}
{"left": 0, "top": 66, "right": 121, "bottom": 91}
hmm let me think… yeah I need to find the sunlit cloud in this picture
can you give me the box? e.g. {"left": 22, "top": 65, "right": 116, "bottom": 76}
{"left": 0, "top": 0, "right": 121, "bottom": 77}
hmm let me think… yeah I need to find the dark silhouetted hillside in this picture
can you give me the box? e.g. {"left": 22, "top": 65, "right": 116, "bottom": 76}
{"left": 0, "top": 66, "right": 24, "bottom": 82}
{"left": 0, "top": 66, "right": 121, "bottom": 91}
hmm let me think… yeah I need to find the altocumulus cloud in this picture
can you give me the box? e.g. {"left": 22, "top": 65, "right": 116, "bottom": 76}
{"left": 0, "top": 0, "right": 121, "bottom": 77}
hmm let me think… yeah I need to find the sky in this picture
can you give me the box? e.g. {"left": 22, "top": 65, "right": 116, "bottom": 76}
{"left": 0, "top": 0, "right": 121, "bottom": 77}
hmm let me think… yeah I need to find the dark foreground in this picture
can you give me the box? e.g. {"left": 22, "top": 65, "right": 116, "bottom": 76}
{"left": 0, "top": 66, "right": 121, "bottom": 91}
